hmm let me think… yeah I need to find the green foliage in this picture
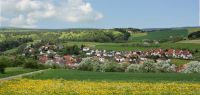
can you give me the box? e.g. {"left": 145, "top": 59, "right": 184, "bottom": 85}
{"left": 78, "top": 58, "right": 101, "bottom": 71}
{"left": 142, "top": 61, "right": 157, "bottom": 72}
{"left": 78, "top": 58, "right": 125, "bottom": 72}
{"left": 188, "top": 31, "right": 200, "bottom": 40}
{"left": 171, "top": 59, "right": 190, "bottom": 67}
{"left": 125, "top": 64, "right": 142, "bottom": 73}
{"left": 13, "top": 56, "right": 26, "bottom": 67}
{"left": 101, "top": 62, "right": 124, "bottom": 72}
{"left": 125, "top": 62, "right": 176, "bottom": 73}
{"left": 0, "top": 56, "right": 12, "bottom": 73}
{"left": 59, "top": 45, "right": 80, "bottom": 55}
{"left": 0, "top": 38, "right": 33, "bottom": 52}
{"left": 156, "top": 62, "right": 176, "bottom": 73}
{"left": 23, "top": 58, "right": 39, "bottom": 69}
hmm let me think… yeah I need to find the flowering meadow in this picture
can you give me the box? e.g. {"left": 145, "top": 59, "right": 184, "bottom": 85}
{"left": 0, "top": 79, "right": 200, "bottom": 95}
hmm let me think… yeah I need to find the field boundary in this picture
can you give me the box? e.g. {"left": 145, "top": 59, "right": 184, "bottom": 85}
{"left": 0, "top": 69, "right": 49, "bottom": 80}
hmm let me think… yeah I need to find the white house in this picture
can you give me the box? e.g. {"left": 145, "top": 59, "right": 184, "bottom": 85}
{"left": 83, "top": 47, "right": 90, "bottom": 52}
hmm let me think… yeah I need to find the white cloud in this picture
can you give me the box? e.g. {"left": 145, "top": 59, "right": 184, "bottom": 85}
{"left": 0, "top": 0, "right": 103, "bottom": 28}
{"left": 0, "top": 16, "right": 8, "bottom": 23}
{"left": 9, "top": 15, "right": 35, "bottom": 28}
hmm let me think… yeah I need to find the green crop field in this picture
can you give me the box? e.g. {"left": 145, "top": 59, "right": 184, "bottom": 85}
{"left": 130, "top": 29, "right": 188, "bottom": 41}
{"left": 94, "top": 43, "right": 200, "bottom": 51}
{"left": 26, "top": 69, "right": 200, "bottom": 82}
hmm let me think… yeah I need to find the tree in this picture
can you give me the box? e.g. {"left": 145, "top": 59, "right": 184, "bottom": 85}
{"left": 23, "top": 58, "right": 38, "bottom": 69}
{"left": 0, "top": 56, "right": 11, "bottom": 74}
{"left": 188, "top": 31, "right": 200, "bottom": 40}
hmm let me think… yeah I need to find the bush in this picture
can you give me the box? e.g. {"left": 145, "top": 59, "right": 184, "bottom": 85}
{"left": 101, "top": 62, "right": 123, "bottom": 72}
{"left": 13, "top": 56, "right": 25, "bottom": 67}
{"left": 0, "top": 56, "right": 12, "bottom": 73}
{"left": 23, "top": 58, "right": 39, "bottom": 69}
{"left": 142, "top": 61, "right": 157, "bottom": 72}
{"left": 188, "top": 31, "right": 200, "bottom": 40}
{"left": 119, "top": 62, "right": 131, "bottom": 72}
{"left": 125, "top": 64, "right": 142, "bottom": 73}
{"left": 182, "top": 61, "right": 200, "bottom": 73}
{"left": 155, "top": 62, "right": 176, "bottom": 72}
{"left": 78, "top": 58, "right": 101, "bottom": 71}
{"left": 52, "top": 64, "right": 65, "bottom": 69}
{"left": 40, "top": 60, "right": 66, "bottom": 69}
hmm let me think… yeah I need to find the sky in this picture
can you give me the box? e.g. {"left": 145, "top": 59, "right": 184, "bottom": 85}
{"left": 0, "top": 0, "right": 199, "bottom": 29}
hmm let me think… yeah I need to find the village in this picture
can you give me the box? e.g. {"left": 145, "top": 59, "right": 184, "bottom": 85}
{"left": 22, "top": 43, "right": 193, "bottom": 68}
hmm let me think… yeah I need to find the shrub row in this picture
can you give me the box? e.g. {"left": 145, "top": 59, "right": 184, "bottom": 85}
{"left": 78, "top": 58, "right": 176, "bottom": 73}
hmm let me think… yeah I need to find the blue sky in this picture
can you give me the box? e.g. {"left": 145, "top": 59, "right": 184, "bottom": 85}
{"left": 0, "top": 0, "right": 199, "bottom": 29}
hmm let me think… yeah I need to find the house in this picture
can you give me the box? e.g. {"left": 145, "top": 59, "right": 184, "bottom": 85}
{"left": 115, "top": 55, "right": 125, "bottom": 62}
{"left": 165, "top": 49, "right": 174, "bottom": 57}
{"left": 82, "top": 47, "right": 90, "bottom": 52}
{"left": 63, "top": 55, "right": 76, "bottom": 65}
{"left": 39, "top": 55, "right": 48, "bottom": 63}
{"left": 86, "top": 52, "right": 92, "bottom": 56}
{"left": 53, "top": 55, "right": 65, "bottom": 64}
{"left": 181, "top": 50, "right": 193, "bottom": 59}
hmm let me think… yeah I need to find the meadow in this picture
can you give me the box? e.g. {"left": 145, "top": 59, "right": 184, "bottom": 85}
{"left": 0, "top": 67, "right": 37, "bottom": 78}
{"left": 130, "top": 29, "right": 188, "bottom": 41}
{"left": 178, "top": 40, "right": 200, "bottom": 44}
{"left": 25, "top": 69, "right": 200, "bottom": 82}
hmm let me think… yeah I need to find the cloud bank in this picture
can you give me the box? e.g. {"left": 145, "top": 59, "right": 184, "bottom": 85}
{"left": 0, "top": 0, "right": 103, "bottom": 28}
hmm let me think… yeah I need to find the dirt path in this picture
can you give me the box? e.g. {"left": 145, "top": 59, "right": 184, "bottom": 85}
{"left": 0, "top": 69, "right": 49, "bottom": 80}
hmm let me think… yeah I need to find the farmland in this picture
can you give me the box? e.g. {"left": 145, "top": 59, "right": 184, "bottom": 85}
{"left": 26, "top": 69, "right": 200, "bottom": 82}
{"left": 129, "top": 29, "right": 188, "bottom": 41}
{"left": 0, "top": 79, "right": 200, "bottom": 95}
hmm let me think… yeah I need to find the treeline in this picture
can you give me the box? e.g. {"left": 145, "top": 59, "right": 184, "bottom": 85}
{"left": 0, "top": 28, "right": 147, "bottom": 42}
{"left": 59, "top": 30, "right": 126, "bottom": 42}
{"left": 0, "top": 38, "right": 33, "bottom": 52}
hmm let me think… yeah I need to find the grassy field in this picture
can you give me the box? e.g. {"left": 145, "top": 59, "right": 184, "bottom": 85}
{"left": 25, "top": 69, "right": 200, "bottom": 82}
{"left": 63, "top": 41, "right": 200, "bottom": 51}
{"left": 178, "top": 40, "right": 200, "bottom": 44}
{"left": 187, "top": 28, "right": 200, "bottom": 33}
{"left": 171, "top": 59, "right": 191, "bottom": 67}
{"left": 0, "top": 67, "right": 37, "bottom": 78}
{"left": 130, "top": 29, "right": 188, "bottom": 41}
{"left": 95, "top": 43, "right": 200, "bottom": 51}
{"left": 129, "top": 33, "right": 147, "bottom": 41}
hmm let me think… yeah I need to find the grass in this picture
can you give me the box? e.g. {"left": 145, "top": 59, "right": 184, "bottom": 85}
{"left": 178, "top": 40, "right": 200, "bottom": 44}
{"left": 63, "top": 41, "right": 200, "bottom": 51}
{"left": 171, "top": 59, "right": 191, "bottom": 67}
{"left": 129, "top": 33, "right": 147, "bottom": 41}
{"left": 130, "top": 29, "right": 188, "bottom": 41}
{"left": 95, "top": 43, "right": 200, "bottom": 51}
{"left": 0, "top": 67, "right": 37, "bottom": 78}
{"left": 187, "top": 28, "right": 200, "bottom": 33}
{"left": 26, "top": 69, "right": 200, "bottom": 82}
{"left": 95, "top": 44, "right": 155, "bottom": 51}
